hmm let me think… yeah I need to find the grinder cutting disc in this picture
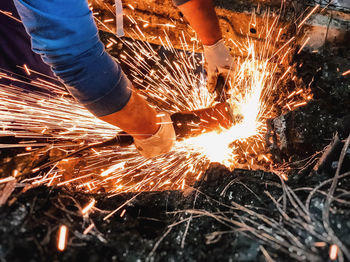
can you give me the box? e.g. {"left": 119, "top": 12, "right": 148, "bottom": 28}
{"left": 171, "top": 102, "right": 242, "bottom": 140}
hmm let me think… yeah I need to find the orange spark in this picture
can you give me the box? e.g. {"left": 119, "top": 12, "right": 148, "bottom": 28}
{"left": 262, "top": 155, "right": 270, "bottom": 162}
{"left": 12, "top": 169, "right": 19, "bottom": 177}
{"left": 0, "top": 176, "right": 15, "bottom": 184}
{"left": 297, "top": 37, "right": 310, "bottom": 54}
{"left": 293, "top": 101, "right": 307, "bottom": 109}
{"left": 342, "top": 69, "right": 350, "bottom": 76}
{"left": 83, "top": 224, "right": 95, "bottom": 235}
{"left": 280, "top": 66, "right": 291, "bottom": 80}
{"left": 23, "top": 64, "right": 31, "bottom": 75}
{"left": 31, "top": 168, "right": 40, "bottom": 173}
{"left": 271, "top": 37, "right": 295, "bottom": 59}
{"left": 82, "top": 199, "right": 96, "bottom": 215}
{"left": 57, "top": 225, "right": 68, "bottom": 251}
{"left": 106, "top": 42, "right": 114, "bottom": 48}
{"left": 287, "top": 91, "right": 296, "bottom": 99}
{"left": 298, "top": 5, "right": 319, "bottom": 28}
{"left": 280, "top": 173, "right": 288, "bottom": 181}
{"left": 100, "top": 162, "right": 125, "bottom": 177}
{"left": 0, "top": 10, "right": 22, "bottom": 23}
{"left": 329, "top": 244, "right": 339, "bottom": 260}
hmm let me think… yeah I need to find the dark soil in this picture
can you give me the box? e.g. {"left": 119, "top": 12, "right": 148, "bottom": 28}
{"left": 1, "top": 157, "right": 350, "bottom": 262}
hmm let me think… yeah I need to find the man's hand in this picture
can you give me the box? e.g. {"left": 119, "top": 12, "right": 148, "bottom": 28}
{"left": 204, "top": 39, "right": 235, "bottom": 93}
{"left": 175, "top": 0, "right": 235, "bottom": 93}
{"left": 100, "top": 90, "right": 175, "bottom": 158}
{"left": 134, "top": 112, "right": 176, "bottom": 158}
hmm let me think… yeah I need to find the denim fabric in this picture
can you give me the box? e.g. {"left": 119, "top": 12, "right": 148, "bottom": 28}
{"left": 13, "top": 0, "right": 131, "bottom": 117}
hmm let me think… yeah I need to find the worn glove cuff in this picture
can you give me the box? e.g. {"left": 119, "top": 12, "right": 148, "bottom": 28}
{"left": 203, "top": 39, "right": 226, "bottom": 51}
{"left": 203, "top": 39, "right": 232, "bottom": 67}
{"left": 134, "top": 112, "right": 176, "bottom": 158}
{"left": 203, "top": 39, "right": 234, "bottom": 93}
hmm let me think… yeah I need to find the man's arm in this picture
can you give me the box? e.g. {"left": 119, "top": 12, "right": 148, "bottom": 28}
{"left": 174, "top": 0, "right": 235, "bottom": 93}
{"left": 176, "top": 0, "right": 222, "bottom": 45}
{"left": 13, "top": 0, "right": 175, "bottom": 157}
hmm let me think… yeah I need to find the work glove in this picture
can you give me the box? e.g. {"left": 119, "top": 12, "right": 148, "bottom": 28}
{"left": 204, "top": 39, "right": 235, "bottom": 93}
{"left": 134, "top": 112, "right": 176, "bottom": 158}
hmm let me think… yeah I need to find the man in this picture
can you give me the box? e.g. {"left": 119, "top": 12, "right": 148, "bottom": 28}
{"left": 11, "top": 0, "right": 234, "bottom": 158}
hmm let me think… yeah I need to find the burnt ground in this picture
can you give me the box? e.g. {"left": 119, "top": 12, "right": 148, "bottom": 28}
{"left": 1, "top": 37, "right": 350, "bottom": 262}
{"left": 1, "top": 159, "right": 350, "bottom": 262}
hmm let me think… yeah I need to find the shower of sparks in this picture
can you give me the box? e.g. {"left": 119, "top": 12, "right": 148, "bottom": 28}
{"left": 0, "top": 6, "right": 314, "bottom": 194}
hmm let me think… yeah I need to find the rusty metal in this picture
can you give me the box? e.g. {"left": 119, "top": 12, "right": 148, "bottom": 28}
{"left": 89, "top": 0, "right": 289, "bottom": 59}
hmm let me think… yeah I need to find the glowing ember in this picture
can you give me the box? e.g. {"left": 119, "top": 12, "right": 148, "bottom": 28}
{"left": 23, "top": 64, "right": 31, "bottom": 75}
{"left": 297, "top": 4, "right": 319, "bottom": 28}
{"left": 120, "top": 209, "right": 126, "bottom": 217}
{"left": 83, "top": 223, "right": 95, "bottom": 235}
{"left": 342, "top": 69, "right": 350, "bottom": 76}
{"left": 314, "top": 242, "right": 326, "bottom": 247}
{"left": 82, "top": 199, "right": 96, "bottom": 215}
{"left": 0, "top": 176, "right": 16, "bottom": 184}
{"left": 57, "top": 225, "right": 68, "bottom": 251}
{"left": 329, "top": 244, "right": 339, "bottom": 260}
{"left": 297, "top": 37, "right": 311, "bottom": 54}
{"left": 100, "top": 163, "right": 125, "bottom": 177}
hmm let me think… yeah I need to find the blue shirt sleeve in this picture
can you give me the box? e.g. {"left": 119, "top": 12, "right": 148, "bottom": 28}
{"left": 13, "top": 0, "right": 132, "bottom": 117}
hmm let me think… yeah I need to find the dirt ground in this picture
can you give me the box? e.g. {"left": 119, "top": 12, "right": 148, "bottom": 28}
{"left": 1, "top": 159, "right": 350, "bottom": 261}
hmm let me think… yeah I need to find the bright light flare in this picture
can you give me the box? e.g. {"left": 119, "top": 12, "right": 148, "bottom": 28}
{"left": 183, "top": 47, "right": 272, "bottom": 167}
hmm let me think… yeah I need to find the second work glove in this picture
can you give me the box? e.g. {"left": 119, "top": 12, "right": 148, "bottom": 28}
{"left": 134, "top": 112, "right": 176, "bottom": 158}
{"left": 204, "top": 39, "right": 235, "bottom": 93}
